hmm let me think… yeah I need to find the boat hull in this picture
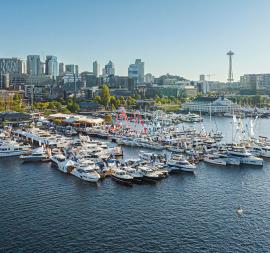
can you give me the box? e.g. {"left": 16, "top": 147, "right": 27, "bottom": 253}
{"left": 111, "top": 175, "right": 133, "bottom": 186}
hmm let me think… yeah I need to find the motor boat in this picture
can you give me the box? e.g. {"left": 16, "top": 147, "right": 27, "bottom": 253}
{"left": 167, "top": 155, "right": 196, "bottom": 173}
{"left": 50, "top": 154, "right": 75, "bottom": 173}
{"left": 181, "top": 113, "right": 203, "bottom": 123}
{"left": 203, "top": 154, "right": 226, "bottom": 166}
{"left": 137, "top": 166, "right": 163, "bottom": 182}
{"left": 123, "top": 167, "right": 144, "bottom": 183}
{"left": 214, "top": 153, "right": 240, "bottom": 166}
{"left": 0, "top": 141, "right": 31, "bottom": 157}
{"left": 250, "top": 146, "right": 270, "bottom": 158}
{"left": 227, "top": 147, "right": 263, "bottom": 166}
{"left": 111, "top": 169, "right": 133, "bottom": 186}
{"left": 20, "top": 147, "right": 49, "bottom": 162}
{"left": 71, "top": 160, "right": 100, "bottom": 182}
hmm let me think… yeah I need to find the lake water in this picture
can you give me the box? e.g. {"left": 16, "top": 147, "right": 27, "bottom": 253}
{"left": 1, "top": 117, "right": 270, "bottom": 252}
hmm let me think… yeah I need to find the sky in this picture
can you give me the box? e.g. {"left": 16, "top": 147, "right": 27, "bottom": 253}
{"left": 1, "top": 0, "right": 270, "bottom": 81}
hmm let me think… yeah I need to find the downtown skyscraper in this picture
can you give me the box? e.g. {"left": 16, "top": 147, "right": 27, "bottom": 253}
{"left": 45, "top": 55, "right": 58, "bottom": 79}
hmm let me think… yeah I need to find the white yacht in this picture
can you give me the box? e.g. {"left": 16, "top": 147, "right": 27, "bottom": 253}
{"left": 181, "top": 113, "right": 203, "bottom": 123}
{"left": 111, "top": 169, "right": 134, "bottom": 185}
{"left": 50, "top": 154, "right": 75, "bottom": 173}
{"left": 167, "top": 156, "right": 196, "bottom": 173}
{"left": 20, "top": 147, "right": 49, "bottom": 162}
{"left": 227, "top": 147, "right": 263, "bottom": 166}
{"left": 121, "top": 167, "right": 144, "bottom": 183}
{"left": 250, "top": 146, "right": 270, "bottom": 158}
{"left": 71, "top": 160, "right": 100, "bottom": 182}
{"left": 0, "top": 142, "right": 31, "bottom": 157}
{"left": 204, "top": 154, "right": 227, "bottom": 166}
{"left": 261, "top": 146, "right": 270, "bottom": 158}
{"left": 137, "top": 166, "right": 163, "bottom": 181}
{"left": 217, "top": 153, "right": 240, "bottom": 165}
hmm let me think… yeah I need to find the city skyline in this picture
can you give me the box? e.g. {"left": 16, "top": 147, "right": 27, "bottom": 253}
{"left": 1, "top": 0, "right": 270, "bottom": 81}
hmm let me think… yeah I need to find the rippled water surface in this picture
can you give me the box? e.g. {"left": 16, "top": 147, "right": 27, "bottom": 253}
{"left": 1, "top": 117, "right": 270, "bottom": 252}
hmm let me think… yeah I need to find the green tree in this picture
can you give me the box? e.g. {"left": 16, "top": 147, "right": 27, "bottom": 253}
{"left": 60, "top": 107, "right": 71, "bottom": 114}
{"left": 67, "top": 99, "right": 80, "bottom": 113}
{"left": 119, "top": 96, "right": 126, "bottom": 106}
{"left": 116, "top": 99, "right": 121, "bottom": 108}
{"left": 94, "top": 95, "right": 101, "bottom": 104}
{"left": 127, "top": 96, "right": 136, "bottom": 107}
{"left": 110, "top": 96, "right": 117, "bottom": 108}
{"left": 104, "top": 114, "right": 112, "bottom": 123}
{"left": 101, "top": 85, "right": 110, "bottom": 109}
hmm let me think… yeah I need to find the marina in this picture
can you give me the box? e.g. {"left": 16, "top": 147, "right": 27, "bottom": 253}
{"left": 1, "top": 114, "right": 270, "bottom": 252}
{"left": 0, "top": 109, "right": 269, "bottom": 188}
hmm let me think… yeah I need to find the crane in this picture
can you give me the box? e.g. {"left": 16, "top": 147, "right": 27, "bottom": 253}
{"left": 205, "top": 74, "right": 215, "bottom": 81}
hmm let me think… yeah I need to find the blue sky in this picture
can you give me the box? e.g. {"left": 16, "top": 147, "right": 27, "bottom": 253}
{"left": 1, "top": 0, "right": 270, "bottom": 81}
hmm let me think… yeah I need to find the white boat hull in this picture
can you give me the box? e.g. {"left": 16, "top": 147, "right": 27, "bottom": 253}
{"left": 0, "top": 150, "right": 30, "bottom": 157}
{"left": 204, "top": 158, "right": 226, "bottom": 166}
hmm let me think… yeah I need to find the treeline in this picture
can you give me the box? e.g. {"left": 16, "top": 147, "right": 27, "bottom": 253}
{"left": 94, "top": 85, "right": 136, "bottom": 110}
{"left": 0, "top": 94, "right": 26, "bottom": 112}
{"left": 229, "top": 96, "right": 270, "bottom": 107}
{"left": 154, "top": 96, "right": 191, "bottom": 105}
{"left": 33, "top": 98, "right": 80, "bottom": 115}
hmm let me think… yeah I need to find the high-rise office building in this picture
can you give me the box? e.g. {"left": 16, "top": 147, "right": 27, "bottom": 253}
{"left": 16, "top": 58, "right": 27, "bottom": 74}
{"left": 0, "top": 58, "right": 20, "bottom": 74}
{"left": 27, "top": 55, "right": 41, "bottom": 76}
{"left": 65, "top": 64, "right": 79, "bottom": 74}
{"left": 103, "top": 61, "right": 115, "bottom": 76}
{"left": 65, "top": 64, "right": 75, "bottom": 74}
{"left": 45, "top": 55, "right": 58, "bottom": 78}
{"left": 128, "top": 59, "right": 144, "bottom": 85}
{"left": 93, "top": 61, "right": 100, "bottom": 77}
{"left": 75, "top": 65, "right": 79, "bottom": 75}
{"left": 39, "top": 62, "right": 45, "bottom": 75}
{"left": 59, "top": 62, "right": 65, "bottom": 76}
{"left": 0, "top": 58, "right": 28, "bottom": 88}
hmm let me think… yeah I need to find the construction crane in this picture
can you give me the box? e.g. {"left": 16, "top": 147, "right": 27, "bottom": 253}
{"left": 205, "top": 74, "right": 215, "bottom": 81}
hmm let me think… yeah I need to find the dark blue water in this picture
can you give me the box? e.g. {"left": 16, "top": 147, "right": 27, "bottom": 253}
{"left": 1, "top": 117, "right": 270, "bottom": 252}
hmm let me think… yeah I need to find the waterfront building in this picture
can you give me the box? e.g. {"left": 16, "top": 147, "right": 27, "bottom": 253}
{"left": 59, "top": 62, "right": 65, "bottom": 76}
{"left": 128, "top": 59, "right": 144, "bottom": 85}
{"left": 93, "top": 61, "right": 100, "bottom": 77}
{"left": 27, "top": 55, "right": 41, "bottom": 76}
{"left": 48, "top": 113, "right": 104, "bottom": 127}
{"left": 0, "top": 112, "right": 31, "bottom": 126}
{"left": 182, "top": 96, "right": 240, "bottom": 114}
{"left": 45, "top": 56, "right": 58, "bottom": 79}
{"left": 103, "top": 61, "right": 115, "bottom": 76}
